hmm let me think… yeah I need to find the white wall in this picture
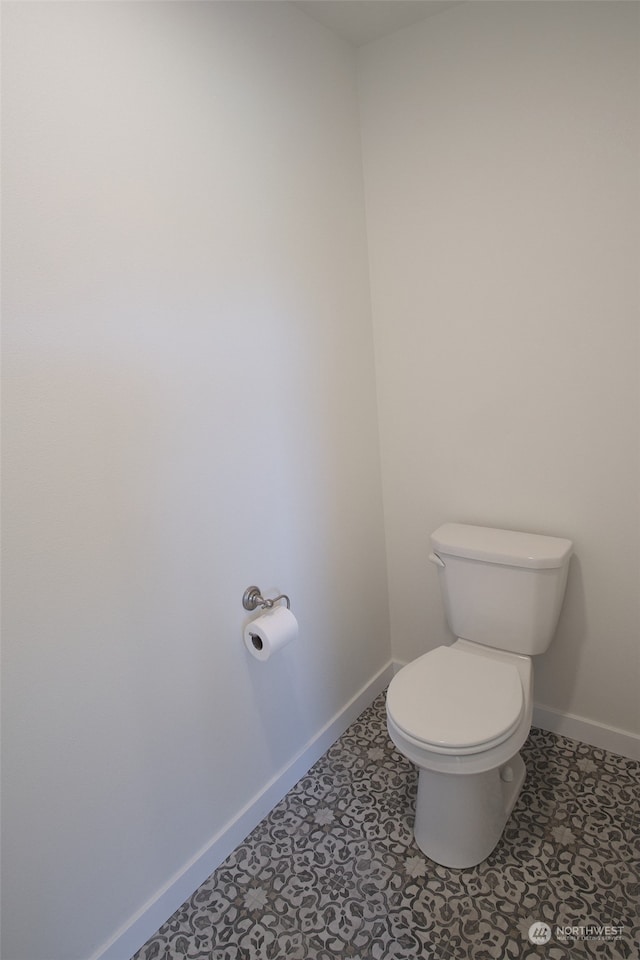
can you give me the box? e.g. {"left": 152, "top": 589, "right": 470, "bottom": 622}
{"left": 1, "top": 3, "right": 389, "bottom": 959}
{"left": 4, "top": 2, "right": 640, "bottom": 958}
{"left": 358, "top": 1, "right": 639, "bottom": 734}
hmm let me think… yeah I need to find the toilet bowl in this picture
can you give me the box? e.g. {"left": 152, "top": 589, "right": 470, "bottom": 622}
{"left": 387, "top": 640, "right": 532, "bottom": 867}
{"left": 386, "top": 522, "right": 572, "bottom": 868}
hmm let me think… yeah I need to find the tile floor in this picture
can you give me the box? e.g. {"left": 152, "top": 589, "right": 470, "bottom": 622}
{"left": 133, "top": 693, "right": 639, "bottom": 960}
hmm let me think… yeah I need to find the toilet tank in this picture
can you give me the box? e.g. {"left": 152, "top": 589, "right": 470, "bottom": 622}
{"left": 431, "top": 523, "right": 573, "bottom": 655}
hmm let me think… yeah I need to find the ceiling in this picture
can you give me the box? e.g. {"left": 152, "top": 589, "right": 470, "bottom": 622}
{"left": 291, "top": 1, "right": 462, "bottom": 47}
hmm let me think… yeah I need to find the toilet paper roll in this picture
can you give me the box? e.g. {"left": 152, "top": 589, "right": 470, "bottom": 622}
{"left": 243, "top": 606, "right": 298, "bottom": 661}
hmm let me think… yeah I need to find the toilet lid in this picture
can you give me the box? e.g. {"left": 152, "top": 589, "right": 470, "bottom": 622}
{"left": 387, "top": 646, "right": 524, "bottom": 751}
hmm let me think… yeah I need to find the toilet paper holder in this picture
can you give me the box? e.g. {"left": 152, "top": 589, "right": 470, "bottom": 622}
{"left": 242, "top": 585, "right": 291, "bottom": 611}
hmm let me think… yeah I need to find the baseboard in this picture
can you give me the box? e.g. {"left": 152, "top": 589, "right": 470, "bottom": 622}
{"left": 532, "top": 703, "right": 640, "bottom": 761}
{"left": 91, "top": 660, "right": 395, "bottom": 960}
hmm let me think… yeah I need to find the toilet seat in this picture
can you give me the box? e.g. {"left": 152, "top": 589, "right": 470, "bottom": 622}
{"left": 386, "top": 645, "right": 524, "bottom": 755}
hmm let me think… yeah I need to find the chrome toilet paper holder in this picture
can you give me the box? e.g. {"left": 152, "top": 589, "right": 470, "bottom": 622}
{"left": 242, "top": 585, "right": 291, "bottom": 611}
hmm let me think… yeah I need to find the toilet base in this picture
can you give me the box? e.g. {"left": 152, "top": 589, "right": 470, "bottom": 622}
{"left": 413, "top": 753, "right": 526, "bottom": 868}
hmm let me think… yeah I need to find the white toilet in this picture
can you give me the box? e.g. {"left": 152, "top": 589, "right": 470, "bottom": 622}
{"left": 386, "top": 522, "right": 572, "bottom": 869}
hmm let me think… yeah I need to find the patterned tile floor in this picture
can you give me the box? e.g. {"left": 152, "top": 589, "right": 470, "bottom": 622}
{"left": 134, "top": 693, "right": 639, "bottom": 960}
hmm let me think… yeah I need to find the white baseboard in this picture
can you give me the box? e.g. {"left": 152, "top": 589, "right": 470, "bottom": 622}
{"left": 91, "top": 660, "right": 395, "bottom": 960}
{"left": 532, "top": 703, "right": 640, "bottom": 761}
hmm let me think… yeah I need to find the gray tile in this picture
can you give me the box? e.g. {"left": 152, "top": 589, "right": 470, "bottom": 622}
{"left": 133, "top": 693, "right": 640, "bottom": 960}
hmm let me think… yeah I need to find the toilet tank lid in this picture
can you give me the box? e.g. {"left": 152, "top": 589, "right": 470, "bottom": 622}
{"left": 431, "top": 523, "right": 573, "bottom": 569}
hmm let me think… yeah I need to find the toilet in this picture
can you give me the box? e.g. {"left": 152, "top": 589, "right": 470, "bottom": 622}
{"left": 386, "top": 522, "right": 572, "bottom": 869}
